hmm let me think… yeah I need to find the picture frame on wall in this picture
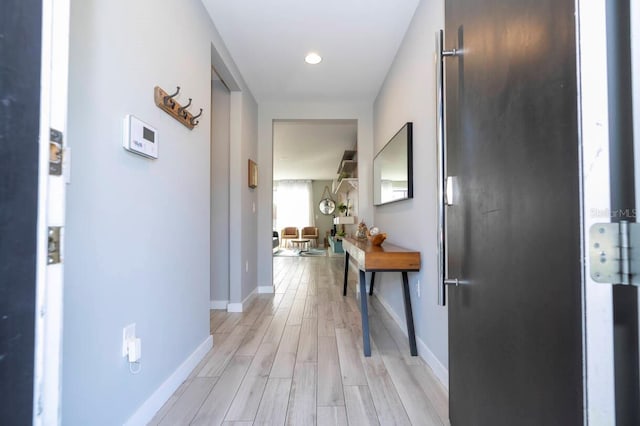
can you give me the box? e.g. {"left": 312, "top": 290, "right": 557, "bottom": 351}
{"left": 248, "top": 159, "right": 258, "bottom": 188}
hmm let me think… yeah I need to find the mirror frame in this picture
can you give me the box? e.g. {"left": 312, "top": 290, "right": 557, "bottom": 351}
{"left": 318, "top": 198, "right": 336, "bottom": 215}
{"left": 373, "top": 122, "right": 413, "bottom": 206}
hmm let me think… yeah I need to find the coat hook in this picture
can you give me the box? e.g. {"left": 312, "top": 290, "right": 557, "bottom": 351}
{"left": 190, "top": 108, "right": 203, "bottom": 126}
{"left": 178, "top": 98, "right": 192, "bottom": 118}
{"left": 163, "top": 86, "right": 180, "bottom": 108}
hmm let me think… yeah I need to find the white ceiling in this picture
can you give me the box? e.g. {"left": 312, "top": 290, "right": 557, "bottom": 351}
{"left": 273, "top": 120, "right": 357, "bottom": 180}
{"left": 201, "top": 0, "right": 420, "bottom": 102}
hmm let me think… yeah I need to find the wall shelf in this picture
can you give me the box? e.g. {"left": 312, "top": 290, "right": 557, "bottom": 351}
{"left": 333, "top": 178, "right": 358, "bottom": 194}
{"left": 338, "top": 160, "right": 357, "bottom": 176}
{"left": 337, "top": 150, "right": 357, "bottom": 177}
{"left": 334, "top": 216, "right": 356, "bottom": 225}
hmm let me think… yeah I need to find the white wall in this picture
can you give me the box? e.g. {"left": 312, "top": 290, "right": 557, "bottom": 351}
{"left": 257, "top": 102, "right": 374, "bottom": 289}
{"left": 227, "top": 92, "right": 259, "bottom": 306}
{"left": 211, "top": 78, "right": 230, "bottom": 305}
{"left": 64, "top": 0, "right": 257, "bottom": 423}
{"left": 372, "top": 0, "right": 448, "bottom": 385}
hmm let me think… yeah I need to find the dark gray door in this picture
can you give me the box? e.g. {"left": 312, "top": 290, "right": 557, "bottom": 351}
{"left": 0, "top": 0, "right": 42, "bottom": 423}
{"left": 606, "top": 2, "right": 639, "bottom": 424}
{"left": 444, "top": 0, "right": 583, "bottom": 424}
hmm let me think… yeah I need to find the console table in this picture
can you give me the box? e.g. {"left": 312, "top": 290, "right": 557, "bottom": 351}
{"left": 342, "top": 237, "right": 420, "bottom": 357}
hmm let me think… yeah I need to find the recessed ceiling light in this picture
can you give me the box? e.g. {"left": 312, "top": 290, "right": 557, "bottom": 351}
{"left": 305, "top": 52, "right": 322, "bottom": 65}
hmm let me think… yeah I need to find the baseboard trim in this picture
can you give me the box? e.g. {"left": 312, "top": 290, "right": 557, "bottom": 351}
{"left": 210, "top": 300, "right": 228, "bottom": 310}
{"left": 258, "top": 285, "right": 274, "bottom": 294}
{"left": 226, "top": 303, "right": 243, "bottom": 312}
{"left": 123, "top": 335, "right": 213, "bottom": 426}
{"left": 227, "top": 288, "right": 257, "bottom": 313}
{"left": 374, "top": 292, "right": 449, "bottom": 390}
{"left": 419, "top": 337, "right": 448, "bottom": 391}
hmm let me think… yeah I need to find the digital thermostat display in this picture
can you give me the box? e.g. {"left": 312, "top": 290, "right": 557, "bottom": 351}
{"left": 123, "top": 115, "right": 158, "bottom": 159}
{"left": 143, "top": 126, "right": 155, "bottom": 143}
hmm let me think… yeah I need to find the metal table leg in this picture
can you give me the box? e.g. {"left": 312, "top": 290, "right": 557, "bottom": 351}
{"left": 343, "top": 251, "right": 350, "bottom": 296}
{"left": 401, "top": 271, "right": 417, "bottom": 356}
{"left": 359, "top": 269, "right": 371, "bottom": 356}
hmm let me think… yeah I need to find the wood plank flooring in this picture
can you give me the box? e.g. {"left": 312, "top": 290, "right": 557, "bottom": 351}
{"left": 150, "top": 255, "right": 448, "bottom": 425}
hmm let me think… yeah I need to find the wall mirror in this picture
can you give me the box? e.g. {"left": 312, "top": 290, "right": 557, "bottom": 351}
{"left": 318, "top": 185, "right": 336, "bottom": 215}
{"left": 373, "top": 122, "right": 413, "bottom": 206}
{"left": 319, "top": 198, "right": 336, "bottom": 215}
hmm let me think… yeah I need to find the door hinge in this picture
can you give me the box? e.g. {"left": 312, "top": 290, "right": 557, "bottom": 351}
{"left": 49, "top": 128, "right": 63, "bottom": 176}
{"left": 47, "top": 226, "right": 62, "bottom": 265}
{"left": 589, "top": 221, "right": 640, "bottom": 286}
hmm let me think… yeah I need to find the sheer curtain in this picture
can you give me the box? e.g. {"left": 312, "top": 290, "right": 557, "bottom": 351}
{"left": 274, "top": 180, "right": 314, "bottom": 233}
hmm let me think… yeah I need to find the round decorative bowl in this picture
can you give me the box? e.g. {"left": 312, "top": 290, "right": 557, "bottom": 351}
{"left": 368, "top": 233, "right": 387, "bottom": 246}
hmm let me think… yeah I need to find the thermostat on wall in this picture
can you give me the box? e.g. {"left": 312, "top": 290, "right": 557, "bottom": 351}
{"left": 123, "top": 114, "right": 158, "bottom": 159}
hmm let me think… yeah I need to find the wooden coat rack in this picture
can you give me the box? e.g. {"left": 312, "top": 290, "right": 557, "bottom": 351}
{"left": 154, "top": 86, "right": 203, "bottom": 130}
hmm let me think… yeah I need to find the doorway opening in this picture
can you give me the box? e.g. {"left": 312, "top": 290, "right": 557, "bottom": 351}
{"left": 272, "top": 119, "right": 358, "bottom": 265}
{"left": 210, "top": 67, "right": 231, "bottom": 314}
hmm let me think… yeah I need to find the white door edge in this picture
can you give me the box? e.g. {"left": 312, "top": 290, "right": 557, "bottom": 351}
{"left": 34, "top": 0, "right": 70, "bottom": 424}
{"left": 631, "top": 0, "right": 640, "bottom": 394}
{"left": 576, "top": 0, "right": 616, "bottom": 424}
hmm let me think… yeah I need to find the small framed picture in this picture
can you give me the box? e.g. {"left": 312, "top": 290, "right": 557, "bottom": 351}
{"left": 248, "top": 159, "right": 258, "bottom": 188}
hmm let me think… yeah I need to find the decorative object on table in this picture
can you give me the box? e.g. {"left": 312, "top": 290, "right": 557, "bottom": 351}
{"left": 356, "top": 221, "right": 368, "bottom": 240}
{"left": 367, "top": 226, "right": 387, "bottom": 246}
{"left": 154, "top": 86, "right": 203, "bottom": 129}
{"left": 248, "top": 159, "right": 258, "bottom": 188}
{"left": 336, "top": 230, "right": 346, "bottom": 240}
{"left": 318, "top": 185, "right": 336, "bottom": 215}
{"left": 368, "top": 233, "right": 387, "bottom": 246}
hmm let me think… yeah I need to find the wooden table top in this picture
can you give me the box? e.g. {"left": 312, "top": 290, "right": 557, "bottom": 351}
{"left": 342, "top": 237, "right": 421, "bottom": 271}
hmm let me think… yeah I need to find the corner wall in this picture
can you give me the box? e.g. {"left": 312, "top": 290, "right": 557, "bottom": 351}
{"left": 373, "top": 0, "right": 448, "bottom": 384}
{"left": 64, "top": 0, "right": 257, "bottom": 423}
{"left": 240, "top": 96, "right": 259, "bottom": 301}
{"left": 211, "top": 78, "right": 231, "bottom": 306}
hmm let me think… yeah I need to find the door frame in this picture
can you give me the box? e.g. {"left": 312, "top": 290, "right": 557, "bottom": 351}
{"left": 576, "top": 0, "right": 616, "bottom": 420}
{"left": 34, "top": 0, "right": 71, "bottom": 424}
{"left": 578, "top": 0, "right": 640, "bottom": 424}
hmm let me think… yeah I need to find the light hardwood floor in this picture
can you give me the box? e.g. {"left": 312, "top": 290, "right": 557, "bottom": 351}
{"left": 150, "top": 255, "right": 449, "bottom": 425}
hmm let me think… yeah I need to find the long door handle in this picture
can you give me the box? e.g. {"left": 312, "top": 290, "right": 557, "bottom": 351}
{"left": 436, "top": 29, "right": 460, "bottom": 306}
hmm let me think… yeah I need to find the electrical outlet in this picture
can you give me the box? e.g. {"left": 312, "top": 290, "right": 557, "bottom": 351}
{"left": 122, "top": 323, "right": 136, "bottom": 357}
{"left": 127, "top": 338, "right": 142, "bottom": 362}
{"left": 416, "top": 280, "right": 421, "bottom": 298}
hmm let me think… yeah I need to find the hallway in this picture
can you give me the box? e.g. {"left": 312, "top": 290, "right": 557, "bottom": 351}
{"left": 150, "top": 256, "right": 448, "bottom": 425}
